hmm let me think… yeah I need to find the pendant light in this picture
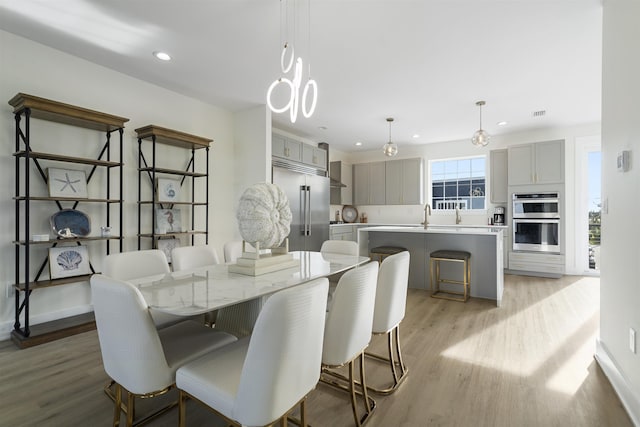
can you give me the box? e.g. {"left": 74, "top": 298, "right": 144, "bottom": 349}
{"left": 383, "top": 117, "right": 398, "bottom": 157}
{"left": 471, "top": 100, "right": 490, "bottom": 147}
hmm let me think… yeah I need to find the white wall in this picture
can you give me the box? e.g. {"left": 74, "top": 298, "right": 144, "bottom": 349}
{"left": 0, "top": 30, "right": 238, "bottom": 338}
{"left": 598, "top": 0, "right": 640, "bottom": 422}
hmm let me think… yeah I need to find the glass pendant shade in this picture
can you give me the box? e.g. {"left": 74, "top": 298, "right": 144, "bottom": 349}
{"left": 383, "top": 141, "right": 399, "bottom": 156}
{"left": 382, "top": 117, "right": 398, "bottom": 157}
{"left": 471, "top": 129, "right": 490, "bottom": 146}
{"left": 471, "top": 100, "right": 490, "bottom": 147}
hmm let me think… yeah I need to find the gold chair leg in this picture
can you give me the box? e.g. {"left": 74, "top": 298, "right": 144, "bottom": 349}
{"left": 348, "top": 360, "right": 360, "bottom": 427}
{"left": 300, "top": 398, "right": 307, "bottom": 427}
{"left": 178, "top": 390, "right": 187, "bottom": 427}
{"left": 126, "top": 391, "right": 135, "bottom": 427}
{"left": 113, "top": 383, "right": 122, "bottom": 427}
{"left": 364, "top": 326, "right": 409, "bottom": 395}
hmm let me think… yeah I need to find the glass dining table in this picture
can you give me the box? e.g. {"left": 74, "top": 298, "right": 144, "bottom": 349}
{"left": 130, "top": 250, "right": 370, "bottom": 316}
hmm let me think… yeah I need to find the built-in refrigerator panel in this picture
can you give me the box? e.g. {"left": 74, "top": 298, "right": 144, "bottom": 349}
{"left": 272, "top": 167, "right": 329, "bottom": 251}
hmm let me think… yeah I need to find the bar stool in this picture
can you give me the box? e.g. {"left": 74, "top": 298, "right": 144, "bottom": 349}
{"left": 429, "top": 250, "right": 471, "bottom": 302}
{"left": 370, "top": 246, "right": 406, "bottom": 263}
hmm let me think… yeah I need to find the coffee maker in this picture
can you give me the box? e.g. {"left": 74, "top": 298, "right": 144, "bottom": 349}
{"left": 493, "top": 206, "right": 505, "bottom": 225}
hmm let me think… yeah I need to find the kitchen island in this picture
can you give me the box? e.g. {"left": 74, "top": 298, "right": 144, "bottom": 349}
{"left": 358, "top": 226, "right": 505, "bottom": 306}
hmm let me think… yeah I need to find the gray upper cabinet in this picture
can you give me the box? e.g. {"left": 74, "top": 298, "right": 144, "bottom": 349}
{"left": 490, "top": 149, "right": 508, "bottom": 203}
{"left": 508, "top": 139, "right": 564, "bottom": 185}
{"left": 353, "top": 162, "right": 386, "bottom": 205}
{"left": 302, "top": 144, "right": 327, "bottom": 170}
{"left": 272, "top": 134, "right": 302, "bottom": 162}
{"left": 385, "top": 158, "right": 424, "bottom": 205}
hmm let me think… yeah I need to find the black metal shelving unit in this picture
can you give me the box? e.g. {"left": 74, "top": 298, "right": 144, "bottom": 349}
{"left": 9, "top": 93, "right": 128, "bottom": 348}
{"left": 135, "top": 125, "right": 212, "bottom": 253}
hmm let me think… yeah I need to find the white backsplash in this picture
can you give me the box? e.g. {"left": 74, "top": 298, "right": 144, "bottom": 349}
{"left": 330, "top": 204, "right": 491, "bottom": 226}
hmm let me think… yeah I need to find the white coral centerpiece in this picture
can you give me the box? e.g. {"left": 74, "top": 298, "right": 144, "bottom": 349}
{"left": 236, "top": 183, "right": 292, "bottom": 249}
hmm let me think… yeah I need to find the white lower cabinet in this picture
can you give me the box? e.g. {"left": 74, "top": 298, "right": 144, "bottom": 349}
{"left": 508, "top": 252, "right": 565, "bottom": 276}
{"left": 329, "top": 225, "right": 356, "bottom": 242}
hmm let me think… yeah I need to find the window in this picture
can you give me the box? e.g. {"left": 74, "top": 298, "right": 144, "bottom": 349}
{"left": 430, "top": 156, "right": 486, "bottom": 210}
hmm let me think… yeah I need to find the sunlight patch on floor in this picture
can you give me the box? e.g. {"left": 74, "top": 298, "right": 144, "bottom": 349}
{"left": 441, "top": 277, "right": 599, "bottom": 377}
{"left": 545, "top": 331, "right": 598, "bottom": 395}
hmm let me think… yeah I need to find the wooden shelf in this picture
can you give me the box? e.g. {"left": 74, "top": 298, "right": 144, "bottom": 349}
{"left": 138, "top": 231, "right": 207, "bottom": 238}
{"left": 14, "top": 236, "right": 122, "bottom": 245}
{"left": 14, "top": 196, "right": 121, "bottom": 203}
{"left": 13, "top": 151, "right": 122, "bottom": 167}
{"left": 138, "top": 166, "right": 207, "bottom": 177}
{"left": 14, "top": 274, "right": 95, "bottom": 291}
{"left": 138, "top": 200, "right": 207, "bottom": 206}
{"left": 11, "top": 312, "right": 96, "bottom": 349}
{"left": 135, "top": 125, "right": 212, "bottom": 150}
{"left": 9, "top": 93, "right": 128, "bottom": 131}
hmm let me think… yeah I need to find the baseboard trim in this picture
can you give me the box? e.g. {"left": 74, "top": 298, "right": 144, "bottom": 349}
{"left": 0, "top": 304, "right": 93, "bottom": 342}
{"left": 595, "top": 338, "right": 640, "bottom": 426}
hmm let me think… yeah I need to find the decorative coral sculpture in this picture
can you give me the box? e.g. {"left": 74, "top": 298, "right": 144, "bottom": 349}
{"left": 236, "top": 183, "right": 292, "bottom": 249}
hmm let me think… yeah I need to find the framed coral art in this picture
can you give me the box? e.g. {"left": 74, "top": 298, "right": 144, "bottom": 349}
{"left": 157, "top": 178, "right": 181, "bottom": 203}
{"left": 157, "top": 237, "right": 180, "bottom": 263}
{"left": 49, "top": 246, "right": 92, "bottom": 279}
{"left": 48, "top": 168, "right": 88, "bottom": 198}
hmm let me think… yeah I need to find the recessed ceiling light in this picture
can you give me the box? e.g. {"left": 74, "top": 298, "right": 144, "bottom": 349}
{"left": 355, "top": 141, "right": 362, "bottom": 146}
{"left": 497, "top": 121, "right": 507, "bottom": 126}
{"left": 412, "top": 134, "right": 420, "bottom": 138}
{"left": 153, "top": 51, "right": 171, "bottom": 61}
{"left": 318, "top": 126, "right": 328, "bottom": 130}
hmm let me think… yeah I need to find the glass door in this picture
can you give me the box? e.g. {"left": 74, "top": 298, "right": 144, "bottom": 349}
{"left": 587, "top": 151, "right": 601, "bottom": 271}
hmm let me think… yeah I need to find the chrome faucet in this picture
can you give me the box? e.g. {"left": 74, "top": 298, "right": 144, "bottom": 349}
{"left": 422, "top": 204, "right": 431, "bottom": 229}
{"left": 455, "top": 206, "right": 462, "bottom": 224}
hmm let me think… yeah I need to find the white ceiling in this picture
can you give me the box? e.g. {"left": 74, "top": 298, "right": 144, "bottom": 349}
{"left": 0, "top": 0, "right": 603, "bottom": 153}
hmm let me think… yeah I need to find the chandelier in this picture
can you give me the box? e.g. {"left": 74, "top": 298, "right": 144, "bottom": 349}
{"left": 266, "top": 0, "right": 318, "bottom": 123}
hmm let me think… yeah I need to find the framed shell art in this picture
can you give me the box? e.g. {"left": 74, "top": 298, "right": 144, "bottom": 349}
{"left": 49, "top": 245, "right": 91, "bottom": 279}
{"left": 157, "top": 178, "right": 181, "bottom": 203}
{"left": 48, "top": 168, "right": 88, "bottom": 198}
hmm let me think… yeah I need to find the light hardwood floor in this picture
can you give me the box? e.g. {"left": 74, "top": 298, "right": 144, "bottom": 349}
{"left": 0, "top": 274, "right": 632, "bottom": 427}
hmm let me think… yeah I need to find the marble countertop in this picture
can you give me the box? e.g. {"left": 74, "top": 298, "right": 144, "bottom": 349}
{"left": 358, "top": 225, "right": 505, "bottom": 236}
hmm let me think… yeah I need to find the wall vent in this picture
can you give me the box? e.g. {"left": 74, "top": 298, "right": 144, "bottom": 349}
{"left": 532, "top": 110, "right": 546, "bottom": 117}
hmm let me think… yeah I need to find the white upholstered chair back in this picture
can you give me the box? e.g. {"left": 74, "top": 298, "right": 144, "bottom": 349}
{"left": 233, "top": 277, "right": 329, "bottom": 425}
{"left": 103, "top": 249, "right": 170, "bottom": 280}
{"left": 171, "top": 245, "right": 220, "bottom": 271}
{"left": 91, "top": 274, "right": 172, "bottom": 395}
{"left": 320, "top": 239, "right": 359, "bottom": 256}
{"left": 223, "top": 240, "right": 243, "bottom": 263}
{"left": 323, "top": 261, "right": 379, "bottom": 366}
{"left": 103, "top": 249, "right": 182, "bottom": 329}
{"left": 372, "top": 251, "right": 410, "bottom": 334}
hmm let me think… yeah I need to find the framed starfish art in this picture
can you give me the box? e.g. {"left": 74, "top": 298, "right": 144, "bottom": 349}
{"left": 47, "top": 168, "right": 88, "bottom": 198}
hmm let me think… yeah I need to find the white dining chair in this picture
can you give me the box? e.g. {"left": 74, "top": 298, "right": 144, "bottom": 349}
{"left": 321, "top": 239, "right": 360, "bottom": 309}
{"left": 171, "top": 245, "right": 222, "bottom": 326}
{"left": 103, "top": 249, "right": 183, "bottom": 329}
{"left": 366, "top": 250, "right": 410, "bottom": 394}
{"left": 171, "top": 245, "right": 220, "bottom": 271}
{"left": 320, "top": 239, "right": 359, "bottom": 256}
{"left": 91, "top": 274, "right": 236, "bottom": 427}
{"left": 321, "top": 261, "right": 379, "bottom": 426}
{"left": 176, "top": 277, "right": 329, "bottom": 427}
{"left": 223, "top": 240, "right": 243, "bottom": 263}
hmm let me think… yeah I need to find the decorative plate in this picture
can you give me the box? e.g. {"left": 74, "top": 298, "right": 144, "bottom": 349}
{"left": 50, "top": 209, "right": 91, "bottom": 238}
{"left": 342, "top": 205, "right": 358, "bottom": 223}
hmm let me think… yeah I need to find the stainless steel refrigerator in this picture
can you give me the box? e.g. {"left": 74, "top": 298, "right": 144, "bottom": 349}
{"left": 272, "top": 166, "right": 329, "bottom": 251}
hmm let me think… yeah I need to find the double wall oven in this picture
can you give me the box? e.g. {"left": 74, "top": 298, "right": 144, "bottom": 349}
{"left": 512, "top": 192, "right": 560, "bottom": 253}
